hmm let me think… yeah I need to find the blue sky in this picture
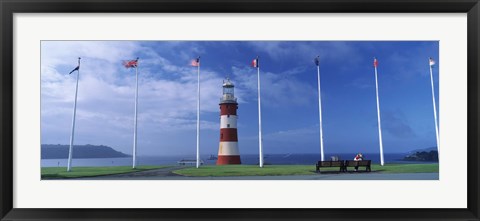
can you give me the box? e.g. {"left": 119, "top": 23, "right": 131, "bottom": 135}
{"left": 41, "top": 41, "right": 439, "bottom": 157}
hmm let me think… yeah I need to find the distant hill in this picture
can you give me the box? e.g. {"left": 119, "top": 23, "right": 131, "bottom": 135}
{"left": 41, "top": 144, "right": 130, "bottom": 159}
{"left": 403, "top": 150, "right": 438, "bottom": 162}
{"left": 406, "top": 147, "right": 438, "bottom": 154}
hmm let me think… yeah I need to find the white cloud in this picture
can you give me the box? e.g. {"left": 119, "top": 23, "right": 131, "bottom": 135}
{"left": 231, "top": 66, "right": 317, "bottom": 107}
{"left": 41, "top": 41, "right": 225, "bottom": 155}
{"left": 247, "top": 41, "right": 361, "bottom": 65}
{"left": 41, "top": 41, "right": 357, "bottom": 156}
{"left": 45, "top": 41, "right": 138, "bottom": 60}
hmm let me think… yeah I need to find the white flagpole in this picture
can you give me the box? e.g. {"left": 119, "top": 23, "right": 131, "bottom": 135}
{"left": 196, "top": 57, "right": 201, "bottom": 168}
{"left": 316, "top": 57, "right": 325, "bottom": 161}
{"left": 374, "top": 58, "right": 385, "bottom": 166}
{"left": 429, "top": 58, "right": 440, "bottom": 154}
{"left": 67, "top": 57, "right": 81, "bottom": 172}
{"left": 132, "top": 59, "right": 139, "bottom": 169}
{"left": 257, "top": 58, "right": 264, "bottom": 168}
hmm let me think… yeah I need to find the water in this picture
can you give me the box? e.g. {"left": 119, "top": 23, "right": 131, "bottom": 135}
{"left": 41, "top": 153, "right": 435, "bottom": 167}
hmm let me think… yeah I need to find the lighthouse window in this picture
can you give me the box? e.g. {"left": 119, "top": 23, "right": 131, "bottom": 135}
{"left": 227, "top": 115, "right": 230, "bottom": 118}
{"left": 227, "top": 124, "right": 230, "bottom": 128}
{"left": 224, "top": 87, "right": 234, "bottom": 95}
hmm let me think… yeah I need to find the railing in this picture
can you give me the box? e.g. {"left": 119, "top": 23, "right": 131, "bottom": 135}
{"left": 220, "top": 97, "right": 237, "bottom": 103}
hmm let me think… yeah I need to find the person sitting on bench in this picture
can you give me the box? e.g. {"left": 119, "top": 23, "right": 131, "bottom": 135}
{"left": 353, "top": 153, "right": 364, "bottom": 171}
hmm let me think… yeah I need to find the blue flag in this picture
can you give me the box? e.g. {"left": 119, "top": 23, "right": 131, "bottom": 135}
{"left": 314, "top": 56, "right": 320, "bottom": 66}
{"left": 69, "top": 66, "right": 79, "bottom": 74}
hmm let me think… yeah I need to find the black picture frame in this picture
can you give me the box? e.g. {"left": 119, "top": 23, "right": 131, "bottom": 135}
{"left": 1, "top": 0, "right": 479, "bottom": 220}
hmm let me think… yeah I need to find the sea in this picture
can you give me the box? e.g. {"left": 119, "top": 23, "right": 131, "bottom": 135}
{"left": 41, "top": 153, "right": 435, "bottom": 167}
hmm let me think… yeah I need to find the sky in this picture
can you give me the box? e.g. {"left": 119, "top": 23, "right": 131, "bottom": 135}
{"left": 41, "top": 41, "right": 439, "bottom": 157}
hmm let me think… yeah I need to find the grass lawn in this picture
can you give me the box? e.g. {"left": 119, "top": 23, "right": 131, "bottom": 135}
{"left": 371, "top": 163, "right": 439, "bottom": 173}
{"left": 173, "top": 165, "right": 318, "bottom": 177}
{"left": 41, "top": 165, "right": 169, "bottom": 179}
{"left": 172, "top": 163, "right": 439, "bottom": 177}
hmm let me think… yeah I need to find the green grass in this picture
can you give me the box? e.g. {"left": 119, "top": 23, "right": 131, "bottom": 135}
{"left": 173, "top": 165, "right": 317, "bottom": 176}
{"left": 172, "top": 163, "right": 439, "bottom": 177}
{"left": 41, "top": 165, "right": 169, "bottom": 179}
{"left": 41, "top": 164, "right": 439, "bottom": 179}
{"left": 371, "top": 163, "right": 439, "bottom": 173}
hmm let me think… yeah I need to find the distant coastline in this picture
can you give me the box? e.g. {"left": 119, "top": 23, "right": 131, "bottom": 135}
{"left": 42, "top": 153, "right": 428, "bottom": 168}
{"left": 40, "top": 145, "right": 438, "bottom": 162}
{"left": 41, "top": 144, "right": 130, "bottom": 159}
{"left": 402, "top": 150, "right": 438, "bottom": 162}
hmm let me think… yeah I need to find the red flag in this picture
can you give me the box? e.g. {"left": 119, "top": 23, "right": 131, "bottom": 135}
{"left": 251, "top": 58, "right": 259, "bottom": 68}
{"left": 373, "top": 58, "right": 378, "bottom": 68}
{"left": 123, "top": 58, "right": 138, "bottom": 68}
{"left": 191, "top": 57, "right": 200, "bottom": 67}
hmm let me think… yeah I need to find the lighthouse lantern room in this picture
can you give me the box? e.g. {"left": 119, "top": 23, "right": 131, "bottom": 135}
{"left": 217, "top": 78, "right": 241, "bottom": 165}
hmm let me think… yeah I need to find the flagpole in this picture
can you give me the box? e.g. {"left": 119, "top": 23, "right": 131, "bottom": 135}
{"left": 374, "top": 58, "right": 385, "bottom": 166}
{"left": 316, "top": 58, "right": 325, "bottom": 161}
{"left": 67, "top": 57, "right": 81, "bottom": 172}
{"left": 196, "top": 57, "right": 201, "bottom": 168}
{"left": 132, "top": 59, "right": 139, "bottom": 169}
{"left": 429, "top": 58, "right": 440, "bottom": 154}
{"left": 257, "top": 57, "right": 264, "bottom": 168}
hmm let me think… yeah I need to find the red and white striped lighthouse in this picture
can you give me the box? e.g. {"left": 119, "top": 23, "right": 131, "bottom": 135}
{"left": 217, "top": 78, "right": 241, "bottom": 165}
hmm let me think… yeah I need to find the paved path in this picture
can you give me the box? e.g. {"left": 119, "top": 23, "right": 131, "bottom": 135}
{"left": 77, "top": 167, "right": 438, "bottom": 180}
{"left": 76, "top": 166, "right": 184, "bottom": 180}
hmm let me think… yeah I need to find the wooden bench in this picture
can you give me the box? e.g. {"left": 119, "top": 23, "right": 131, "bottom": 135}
{"left": 315, "top": 160, "right": 345, "bottom": 173}
{"left": 344, "top": 160, "right": 371, "bottom": 172}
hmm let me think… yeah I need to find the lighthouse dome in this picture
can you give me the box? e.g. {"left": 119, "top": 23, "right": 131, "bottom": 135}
{"left": 223, "top": 78, "right": 234, "bottom": 87}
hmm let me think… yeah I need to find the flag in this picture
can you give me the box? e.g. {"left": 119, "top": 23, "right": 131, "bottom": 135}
{"left": 314, "top": 56, "right": 320, "bottom": 66}
{"left": 429, "top": 57, "right": 436, "bottom": 67}
{"left": 123, "top": 58, "right": 138, "bottom": 68}
{"left": 373, "top": 58, "right": 378, "bottom": 68}
{"left": 251, "top": 57, "right": 259, "bottom": 68}
{"left": 69, "top": 66, "right": 79, "bottom": 74}
{"left": 191, "top": 57, "right": 200, "bottom": 67}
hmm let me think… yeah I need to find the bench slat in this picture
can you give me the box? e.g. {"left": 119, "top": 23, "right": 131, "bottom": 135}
{"left": 344, "top": 160, "right": 372, "bottom": 172}
{"left": 315, "top": 160, "right": 346, "bottom": 173}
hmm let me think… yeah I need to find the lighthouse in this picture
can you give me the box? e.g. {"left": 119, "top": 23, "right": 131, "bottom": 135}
{"left": 217, "top": 78, "right": 241, "bottom": 165}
